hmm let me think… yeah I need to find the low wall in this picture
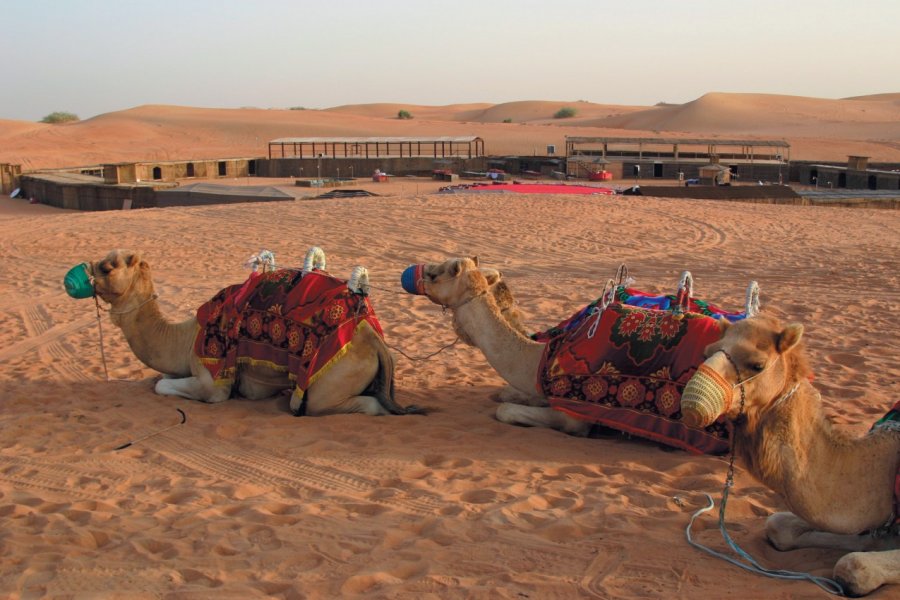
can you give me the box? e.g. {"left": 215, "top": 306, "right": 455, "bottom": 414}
{"left": 20, "top": 174, "right": 164, "bottom": 210}
{"left": 631, "top": 185, "right": 800, "bottom": 200}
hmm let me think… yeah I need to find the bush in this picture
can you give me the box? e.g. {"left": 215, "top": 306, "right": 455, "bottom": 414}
{"left": 397, "top": 110, "right": 413, "bottom": 120}
{"left": 289, "top": 106, "right": 306, "bottom": 110}
{"left": 41, "top": 111, "right": 79, "bottom": 124}
{"left": 553, "top": 107, "right": 577, "bottom": 119}
{"left": 502, "top": 118, "right": 512, "bottom": 123}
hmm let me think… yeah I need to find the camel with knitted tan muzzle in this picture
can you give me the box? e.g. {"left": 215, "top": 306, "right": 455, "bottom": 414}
{"left": 680, "top": 315, "right": 900, "bottom": 596}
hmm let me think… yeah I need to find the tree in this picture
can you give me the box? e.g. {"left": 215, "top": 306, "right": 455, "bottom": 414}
{"left": 41, "top": 111, "right": 80, "bottom": 124}
{"left": 397, "top": 110, "right": 413, "bottom": 120}
{"left": 553, "top": 107, "right": 577, "bottom": 119}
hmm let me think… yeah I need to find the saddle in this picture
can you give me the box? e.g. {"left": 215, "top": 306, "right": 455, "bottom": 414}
{"left": 535, "top": 266, "right": 759, "bottom": 455}
{"left": 194, "top": 248, "right": 380, "bottom": 401}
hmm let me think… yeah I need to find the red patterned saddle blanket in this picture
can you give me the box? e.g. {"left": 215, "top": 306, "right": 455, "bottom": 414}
{"left": 537, "top": 302, "right": 730, "bottom": 455}
{"left": 194, "top": 268, "right": 382, "bottom": 397}
{"left": 871, "top": 402, "right": 900, "bottom": 526}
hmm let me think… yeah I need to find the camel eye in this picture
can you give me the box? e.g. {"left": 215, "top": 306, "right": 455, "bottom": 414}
{"left": 750, "top": 362, "right": 766, "bottom": 373}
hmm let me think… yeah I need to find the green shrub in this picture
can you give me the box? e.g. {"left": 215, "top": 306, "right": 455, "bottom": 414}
{"left": 41, "top": 111, "right": 79, "bottom": 124}
{"left": 289, "top": 106, "right": 306, "bottom": 110}
{"left": 553, "top": 107, "right": 577, "bottom": 119}
{"left": 397, "top": 110, "right": 413, "bottom": 119}
{"left": 502, "top": 118, "right": 512, "bottom": 123}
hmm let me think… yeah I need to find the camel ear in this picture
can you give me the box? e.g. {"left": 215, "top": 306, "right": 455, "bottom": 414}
{"left": 449, "top": 260, "right": 463, "bottom": 278}
{"left": 139, "top": 260, "right": 150, "bottom": 273}
{"left": 778, "top": 323, "right": 804, "bottom": 354}
{"left": 480, "top": 267, "right": 501, "bottom": 286}
{"left": 125, "top": 252, "right": 141, "bottom": 267}
{"left": 471, "top": 256, "right": 479, "bottom": 266}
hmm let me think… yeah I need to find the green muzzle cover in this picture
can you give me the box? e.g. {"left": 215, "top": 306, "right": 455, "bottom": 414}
{"left": 64, "top": 262, "right": 95, "bottom": 299}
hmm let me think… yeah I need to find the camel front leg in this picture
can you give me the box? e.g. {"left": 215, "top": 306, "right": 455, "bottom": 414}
{"left": 155, "top": 372, "right": 228, "bottom": 403}
{"left": 495, "top": 402, "right": 592, "bottom": 436}
{"left": 493, "top": 384, "right": 549, "bottom": 407}
{"left": 834, "top": 549, "right": 900, "bottom": 597}
{"left": 766, "top": 512, "right": 886, "bottom": 553}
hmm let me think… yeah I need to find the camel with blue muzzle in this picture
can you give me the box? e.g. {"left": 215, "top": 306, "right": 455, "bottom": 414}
{"left": 403, "top": 257, "right": 755, "bottom": 451}
{"left": 65, "top": 248, "right": 424, "bottom": 417}
{"left": 680, "top": 314, "right": 900, "bottom": 596}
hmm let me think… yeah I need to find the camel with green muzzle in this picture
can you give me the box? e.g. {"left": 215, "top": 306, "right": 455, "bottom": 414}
{"left": 66, "top": 248, "right": 423, "bottom": 417}
{"left": 680, "top": 315, "right": 900, "bottom": 596}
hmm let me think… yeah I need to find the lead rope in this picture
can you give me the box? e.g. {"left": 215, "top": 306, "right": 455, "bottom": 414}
{"left": 685, "top": 351, "right": 845, "bottom": 596}
{"left": 92, "top": 292, "right": 159, "bottom": 382}
{"left": 93, "top": 295, "right": 111, "bottom": 382}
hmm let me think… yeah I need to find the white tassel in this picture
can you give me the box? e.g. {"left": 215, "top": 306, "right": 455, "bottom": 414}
{"left": 245, "top": 249, "right": 276, "bottom": 272}
{"left": 303, "top": 246, "right": 327, "bottom": 274}
{"left": 745, "top": 281, "right": 761, "bottom": 317}
{"left": 348, "top": 266, "right": 369, "bottom": 295}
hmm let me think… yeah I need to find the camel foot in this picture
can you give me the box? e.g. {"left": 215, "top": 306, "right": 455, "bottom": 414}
{"left": 493, "top": 385, "right": 548, "bottom": 407}
{"left": 495, "top": 403, "right": 592, "bottom": 436}
{"left": 835, "top": 553, "right": 878, "bottom": 597}
{"left": 765, "top": 512, "right": 811, "bottom": 551}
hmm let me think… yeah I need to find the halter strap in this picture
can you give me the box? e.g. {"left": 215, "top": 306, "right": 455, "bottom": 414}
{"left": 443, "top": 290, "right": 487, "bottom": 312}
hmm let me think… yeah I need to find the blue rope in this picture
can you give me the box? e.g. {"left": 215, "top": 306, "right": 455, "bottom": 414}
{"left": 686, "top": 487, "right": 845, "bottom": 595}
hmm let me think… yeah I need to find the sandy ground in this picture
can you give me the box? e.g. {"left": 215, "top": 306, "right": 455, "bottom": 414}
{"left": 1, "top": 188, "right": 898, "bottom": 598}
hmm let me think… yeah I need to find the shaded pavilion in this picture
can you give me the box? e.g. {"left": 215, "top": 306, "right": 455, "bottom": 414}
{"left": 268, "top": 136, "right": 484, "bottom": 160}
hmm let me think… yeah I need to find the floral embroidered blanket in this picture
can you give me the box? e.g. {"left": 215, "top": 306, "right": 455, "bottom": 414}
{"left": 537, "top": 302, "right": 730, "bottom": 455}
{"left": 533, "top": 285, "right": 747, "bottom": 344}
{"left": 871, "top": 402, "right": 900, "bottom": 526}
{"left": 194, "top": 268, "right": 382, "bottom": 399}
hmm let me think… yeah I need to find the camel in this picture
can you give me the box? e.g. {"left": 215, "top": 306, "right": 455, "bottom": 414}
{"left": 679, "top": 315, "right": 900, "bottom": 596}
{"left": 414, "top": 257, "right": 742, "bottom": 447}
{"left": 73, "top": 249, "right": 423, "bottom": 417}
{"left": 412, "top": 257, "right": 620, "bottom": 435}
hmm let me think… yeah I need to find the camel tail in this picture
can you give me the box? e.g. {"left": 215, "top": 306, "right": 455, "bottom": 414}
{"left": 370, "top": 334, "right": 427, "bottom": 415}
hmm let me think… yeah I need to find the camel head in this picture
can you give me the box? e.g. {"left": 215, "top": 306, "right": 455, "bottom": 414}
{"left": 681, "top": 314, "right": 811, "bottom": 429}
{"left": 88, "top": 249, "right": 155, "bottom": 308}
{"left": 406, "top": 257, "right": 498, "bottom": 310}
{"left": 402, "top": 257, "right": 527, "bottom": 341}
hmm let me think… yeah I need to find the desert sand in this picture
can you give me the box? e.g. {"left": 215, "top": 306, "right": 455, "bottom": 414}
{"left": 1, "top": 95, "right": 899, "bottom": 598}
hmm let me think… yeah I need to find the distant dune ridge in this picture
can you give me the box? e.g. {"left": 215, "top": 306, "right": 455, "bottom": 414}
{"left": 1, "top": 92, "right": 899, "bottom": 170}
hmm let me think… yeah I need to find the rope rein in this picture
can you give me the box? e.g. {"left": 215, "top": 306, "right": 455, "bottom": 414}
{"left": 685, "top": 350, "right": 845, "bottom": 596}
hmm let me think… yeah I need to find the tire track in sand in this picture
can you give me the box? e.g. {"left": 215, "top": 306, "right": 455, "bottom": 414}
{"left": 149, "top": 434, "right": 452, "bottom": 517}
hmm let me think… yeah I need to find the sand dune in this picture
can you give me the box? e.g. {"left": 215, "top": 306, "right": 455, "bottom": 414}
{"left": 3, "top": 92, "right": 900, "bottom": 170}
{"left": 594, "top": 93, "right": 900, "bottom": 139}
{"left": 1, "top": 188, "right": 898, "bottom": 597}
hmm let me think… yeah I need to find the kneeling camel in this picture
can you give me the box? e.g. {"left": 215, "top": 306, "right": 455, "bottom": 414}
{"left": 73, "top": 249, "right": 422, "bottom": 417}
{"left": 680, "top": 315, "right": 900, "bottom": 596}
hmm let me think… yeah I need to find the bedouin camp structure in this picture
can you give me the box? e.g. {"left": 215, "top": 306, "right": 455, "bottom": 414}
{"left": 797, "top": 156, "right": 900, "bottom": 191}
{"left": 565, "top": 136, "right": 791, "bottom": 183}
{"left": 258, "top": 136, "right": 487, "bottom": 178}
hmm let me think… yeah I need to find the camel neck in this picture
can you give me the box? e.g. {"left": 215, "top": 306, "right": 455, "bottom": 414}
{"left": 453, "top": 293, "right": 545, "bottom": 395}
{"left": 737, "top": 380, "right": 900, "bottom": 533}
{"left": 112, "top": 297, "right": 196, "bottom": 377}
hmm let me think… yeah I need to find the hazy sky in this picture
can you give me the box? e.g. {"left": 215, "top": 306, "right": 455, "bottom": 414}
{"left": 2, "top": 0, "right": 898, "bottom": 121}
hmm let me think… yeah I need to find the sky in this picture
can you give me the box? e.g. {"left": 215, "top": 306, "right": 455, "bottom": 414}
{"left": 2, "top": 0, "right": 899, "bottom": 122}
